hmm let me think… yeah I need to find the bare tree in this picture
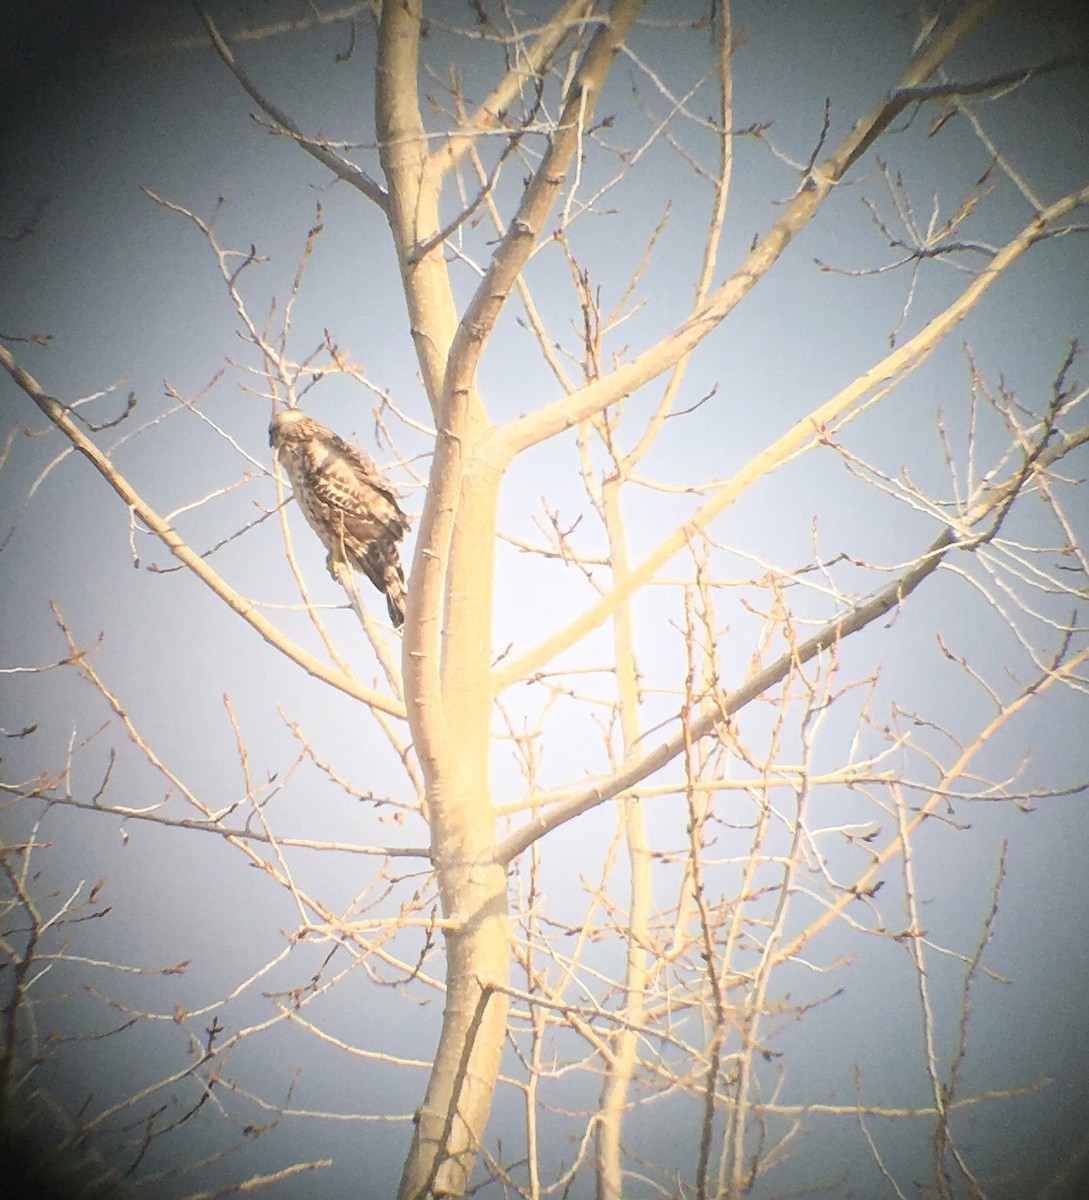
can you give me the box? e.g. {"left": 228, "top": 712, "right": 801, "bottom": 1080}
{"left": 2, "top": 2, "right": 1088, "bottom": 1198}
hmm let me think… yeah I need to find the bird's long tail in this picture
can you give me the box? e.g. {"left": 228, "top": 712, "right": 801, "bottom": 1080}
{"left": 384, "top": 563, "right": 407, "bottom": 628}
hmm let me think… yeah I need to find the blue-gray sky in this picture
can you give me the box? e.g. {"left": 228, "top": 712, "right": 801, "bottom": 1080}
{"left": 3, "top": 3, "right": 1089, "bottom": 1198}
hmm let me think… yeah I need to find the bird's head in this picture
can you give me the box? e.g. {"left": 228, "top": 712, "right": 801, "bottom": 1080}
{"left": 269, "top": 407, "right": 309, "bottom": 449}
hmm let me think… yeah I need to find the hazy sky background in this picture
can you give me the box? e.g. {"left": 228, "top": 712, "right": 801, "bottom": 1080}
{"left": 3, "top": 2, "right": 1089, "bottom": 1197}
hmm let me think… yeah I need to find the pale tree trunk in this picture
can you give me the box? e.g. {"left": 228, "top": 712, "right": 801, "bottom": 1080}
{"left": 378, "top": 1, "right": 647, "bottom": 1193}
{"left": 397, "top": 444, "right": 510, "bottom": 1200}
{"left": 377, "top": 3, "right": 510, "bottom": 1192}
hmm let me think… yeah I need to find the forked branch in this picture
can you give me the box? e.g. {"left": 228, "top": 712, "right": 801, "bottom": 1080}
{"left": 494, "top": 412, "right": 1089, "bottom": 864}
{"left": 487, "top": 0, "right": 1011, "bottom": 462}
{"left": 492, "top": 182, "right": 1089, "bottom": 692}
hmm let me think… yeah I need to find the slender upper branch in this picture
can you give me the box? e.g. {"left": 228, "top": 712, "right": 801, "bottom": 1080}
{"left": 495, "top": 528, "right": 959, "bottom": 864}
{"left": 491, "top": 181, "right": 1089, "bottom": 692}
{"left": 196, "top": 7, "right": 389, "bottom": 210}
{"left": 445, "top": 0, "right": 647, "bottom": 411}
{"left": 493, "top": 415, "right": 1089, "bottom": 864}
{"left": 773, "top": 642, "right": 1089, "bottom": 972}
{"left": 616, "top": 1, "right": 736, "bottom": 476}
{"left": 485, "top": 0, "right": 1003, "bottom": 465}
{"left": 0, "top": 346, "right": 406, "bottom": 719}
{"left": 430, "top": 0, "right": 597, "bottom": 181}
{"left": 16, "top": 784, "right": 429, "bottom": 857}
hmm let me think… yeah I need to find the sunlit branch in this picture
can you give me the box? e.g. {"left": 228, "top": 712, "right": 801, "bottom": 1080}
{"left": 946, "top": 844, "right": 1008, "bottom": 1189}
{"left": 444, "top": 0, "right": 646, "bottom": 407}
{"left": 410, "top": 127, "right": 526, "bottom": 264}
{"left": 899, "top": 55, "right": 1083, "bottom": 109}
{"left": 893, "top": 793, "right": 949, "bottom": 1164}
{"left": 618, "top": 7, "right": 735, "bottom": 476}
{"left": 430, "top": 0, "right": 596, "bottom": 179}
{"left": 682, "top": 580, "right": 730, "bottom": 1200}
{"left": 14, "top": 785, "right": 427, "bottom": 856}
{"left": 269, "top": 464, "right": 358, "bottom": 678}
{"left": 196, "top": 7, "right": 389, "bottom": 210}
{"left": 375, "top": 0, "right": 465, "bottom": 418}
{"left": 487, "top": 0, "right": 1004, "bottom": 466}
{"left": 494, "top": 410, "right": 1089, "bottom": 864}
{"left": 401, "top": 409, "right": 463, "bottom": 772}
{"left": 0, "top": 347, "right": 405, "bottom": 718}
{"left": 594, "top": 406, "right": 652, "bottom": 1196}
{"left": 776, "top": 640, "right": 1089, "bottom": 974}
{"left": 180, "top": 1160, "right": 335, "bottom": 1197}
{"left": 492, "top": 184, "right": 1089, "bottom": 692}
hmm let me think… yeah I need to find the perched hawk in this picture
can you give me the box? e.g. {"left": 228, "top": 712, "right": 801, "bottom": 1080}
{"left": 270, "top": 408, "right": 409, "bottom": 627}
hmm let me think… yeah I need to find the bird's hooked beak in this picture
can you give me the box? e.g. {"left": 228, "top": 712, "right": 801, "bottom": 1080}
{"left": 270, "top": 408, "right": 305, "bottom": 448}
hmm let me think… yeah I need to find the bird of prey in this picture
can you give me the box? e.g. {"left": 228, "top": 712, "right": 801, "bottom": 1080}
{"left": 269, "top": 408, "right": 409, "bottom": 627}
